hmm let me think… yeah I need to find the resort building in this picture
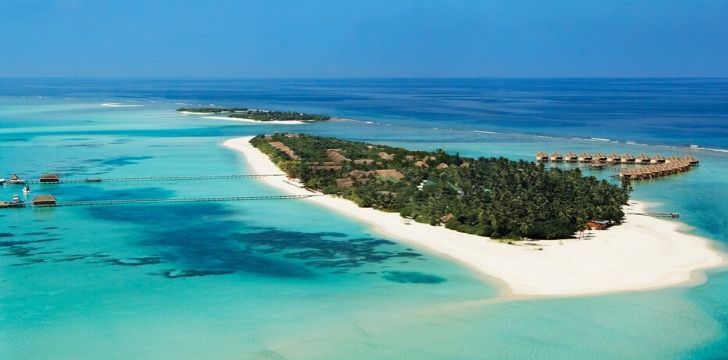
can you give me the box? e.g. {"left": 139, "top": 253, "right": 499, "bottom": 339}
{"left": 32, "top": 195, "right": 57, "bottom": 207}
{"left": 621, "top": 154, "right": 635, "bottom": 164}
{"left": 39, "top": 173, "right": 61, "bottom": 183}
{"left": 578, "top": 153, "right": 592, "bottom": 163}
{"left": 377, "top": 152, "right": 395, "bottom": 161}
{"left": 607, "top": 153, "right": 621, "bottom": 163}
{"left": 564, "top": 152, "right": 578, "bottom": 162}
{"left": 536, "top": 152, "right": 549, "bottom": 162}
{"left": 550, "top": 152, "right": 563, "bottom": 162}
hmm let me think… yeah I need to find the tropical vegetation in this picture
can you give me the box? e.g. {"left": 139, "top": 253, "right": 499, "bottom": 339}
{"left": 252, "top": 134, "right": 629, "bottom": 240}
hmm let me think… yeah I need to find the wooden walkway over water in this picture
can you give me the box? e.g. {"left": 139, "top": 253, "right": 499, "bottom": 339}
{"left": 21, "top": 174, "right": 285, "bottom": 185}
{"left": 29, "top": 194, "right": 320, "bottom": 208}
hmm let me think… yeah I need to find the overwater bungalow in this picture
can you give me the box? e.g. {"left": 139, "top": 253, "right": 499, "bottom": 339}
{"left": 619, "top": 159, "right": 693, "bottom": 180}
{"left": 32, "top": 194, "right": 57, "bottom": 207}
{"left": 39, "top": 173, "right": 61, "bottom": 183}
{"left": 550, "top": 152, "right": 563, "bottom": 162}
{"left": 650, "top": 154, "right": 665, "bottom": 164}
{"left": 7, "top": 174, "right": 25, "bottom": 185}
{"left": 377, "top": 152, "right": 395, "bottom": 161}
{"left": 607, "top": 153, "right": 621, "bottom": 163}
{"left": 536, "top": 152, "right": 549, "bottom": 162}
{"left": 684, "top": 155, "right": 700, "bottom": 165}
{"left": 635, "top": 154, "right": 650, "bottom": 164}
{"left": 621, "top": 153, "right": 635, "bottom": 164}
{"left": 564, "top": 152, "right": 578, "bottom": 162}
{"left": 588, "top": 159, "right": 608, "bottom": 169}
{"left": 578, "top": 153, "right": 592, "bottom": 163}
{"left": 594, "top": 153, "right": 607, "bottom": 162}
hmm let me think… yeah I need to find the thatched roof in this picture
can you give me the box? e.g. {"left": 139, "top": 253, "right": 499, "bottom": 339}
{"left": 9, "top": 174, "right": 19, "bottom": 180}
{"left": 436, "top": 163, "right": 449, "bottom": 169}
{"left": 40, "top": 173, "right": 60, "bottom": 181}
{"left": 415, "top": 161, "right": 429, "bottom": 168}
{"left": 377, "top": 152, "right": 395, "bottom": 161}
{"left": 374, "top": 169, "right": 405, "bottom": 181}
{"left": 335, "top": 178, "right": 354, "bottom": 188}
{"left": 32, "top": 194, "right": 57, "bottom": 205}
{"left": 353, "top": 159, "right": 374, "bottom": 165}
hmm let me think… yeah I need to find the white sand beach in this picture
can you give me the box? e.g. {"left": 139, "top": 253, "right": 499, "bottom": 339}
{"left": 223, "top": 136, "right": 727, "bottom": 297}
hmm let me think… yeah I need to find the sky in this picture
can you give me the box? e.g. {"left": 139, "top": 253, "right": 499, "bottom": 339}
{"left": 0, "top": 0, "right": 727, "bottom": 78}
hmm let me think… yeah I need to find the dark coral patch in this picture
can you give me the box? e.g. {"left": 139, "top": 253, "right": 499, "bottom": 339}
{"left": 382, "top": 271, "right": 446, "bottom": 284}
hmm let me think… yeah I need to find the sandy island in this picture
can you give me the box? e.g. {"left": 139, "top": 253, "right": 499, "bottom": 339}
{"left": 223, "top": 136, "right": 726, "bottom": 297}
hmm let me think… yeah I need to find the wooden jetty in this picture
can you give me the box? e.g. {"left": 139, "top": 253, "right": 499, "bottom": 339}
{"left": 16, "top": 174, "right": 285, "bottom": 185}
{"left": 9, "top": 194, "right": 321, "bottom": 209}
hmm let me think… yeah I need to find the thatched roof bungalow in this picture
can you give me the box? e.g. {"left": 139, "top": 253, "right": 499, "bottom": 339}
{"left": 40, "top": 173, "right": 60, "bottom": 183}
{"left": 326, "top": 149, "right": 349, "bottom": 164}
{"left": 550, "top": 152, "right": 563, "bottom": 162}
{"left": 564, "top": 152, "right": 578, "bottom": 162}
{"left": 436, "top": 163, "right": 449, "bottom": 170}
{"left": 621, "top": 153, "right": 635, "bottom": 163}
{"left": 32, "top": 194, "right": 57, "bottom": 207}
{"left": 650, "top": 154, "right": 665, "bottom": 164}
{"left": 578, "top": 153, "right": 592, "bottom": 162}
{"left": 415, "top": 161, "right": 429, "bottom": 168}
{"left": 353, "top": 159, "right": 374, "bottom": 165}
{"left": 536, "top": 152, "right": 549, "bottom": 162}
{"left": 586, "top": 220, "right": 611, "bottom": 231}
{"left": 377, "top": 152, "right": 395, "bottom": 161}
{"left": 269, "top": 141, "right": 299, "bottom": 160}
{"left": 374, "top": 169, "right": 405, "bottom": 181}
{"left": 635, "top": 154, "right": 650, "bottom": 164}
{"left": 607, "top": 153, "right": 621, "bottom": 163}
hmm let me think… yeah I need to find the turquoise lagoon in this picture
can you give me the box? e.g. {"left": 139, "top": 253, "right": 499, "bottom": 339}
{"left": 1, "top": 79, "right": 728, "bottom": 359}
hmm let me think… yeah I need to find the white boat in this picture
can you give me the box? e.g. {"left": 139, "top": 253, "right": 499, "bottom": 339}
{"left": 23, "top": 186, "right": 31, "bottom": 194}
{"left": 0, "top": 178, "right": 5, "bottom": 185}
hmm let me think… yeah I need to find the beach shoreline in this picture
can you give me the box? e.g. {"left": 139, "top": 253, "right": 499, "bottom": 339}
{"left": 223, "top": 136, "right": 727, "bottom": 298}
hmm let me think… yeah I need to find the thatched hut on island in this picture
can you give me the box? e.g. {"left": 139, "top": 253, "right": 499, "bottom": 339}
{"left": 415, "top": 160, "right": 429, "bottom": 168}
{"left": 39, "top": 173, "right": 61, "bottom": 183}
{"left": 607, "top": 153, "right": 621, "bottom": 163}
{"left": 377, "top": 152, "right": 395, "bottom": 161}
{"left": 32, "top": 194, "right": 57, "bottom": 207}
{"left": 353, "top": 159, "right": 374, "bottom": 165}
{"left": 586, "top": 220, "right": 611, "bottom": 231}
{"left": 536, "top": 152, "right": 549, "bottom": 162}
{"left": 374, "top": 169, "right": 405, "bottom": 181}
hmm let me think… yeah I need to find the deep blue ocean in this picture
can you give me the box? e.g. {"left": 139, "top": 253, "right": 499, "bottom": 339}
{"left": 1, "top": 78, "right": 727, "bottom": 359}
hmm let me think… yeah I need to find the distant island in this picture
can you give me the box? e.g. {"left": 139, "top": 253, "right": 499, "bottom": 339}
{"left": 251, "top": 134, "right": 629, "bottom": 240}
{"left": 177, "top": 107, "right": 331, "bottom": 122}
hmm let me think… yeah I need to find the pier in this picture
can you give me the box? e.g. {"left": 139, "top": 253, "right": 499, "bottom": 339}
{"left": 4, "top": 194, "right": 320, "bottom": 209}
{"left": 4, "top": 173, "right": 285, "bottom": 185}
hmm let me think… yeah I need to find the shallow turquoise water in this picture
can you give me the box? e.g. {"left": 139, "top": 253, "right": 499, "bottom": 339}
{"left": 2, "top": 83, "right": 728, "bottom": 359}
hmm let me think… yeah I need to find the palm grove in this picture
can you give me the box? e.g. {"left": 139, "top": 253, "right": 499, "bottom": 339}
{"left": 252, "top": 134, "right": 629, "bottom": 240}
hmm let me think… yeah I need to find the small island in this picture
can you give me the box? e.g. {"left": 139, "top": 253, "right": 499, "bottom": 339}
{"left": 177, "top": 107, "right": 331, "bottom": 122}
{"left": 251, "top": 133, "right": 629, "bottom": 240}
